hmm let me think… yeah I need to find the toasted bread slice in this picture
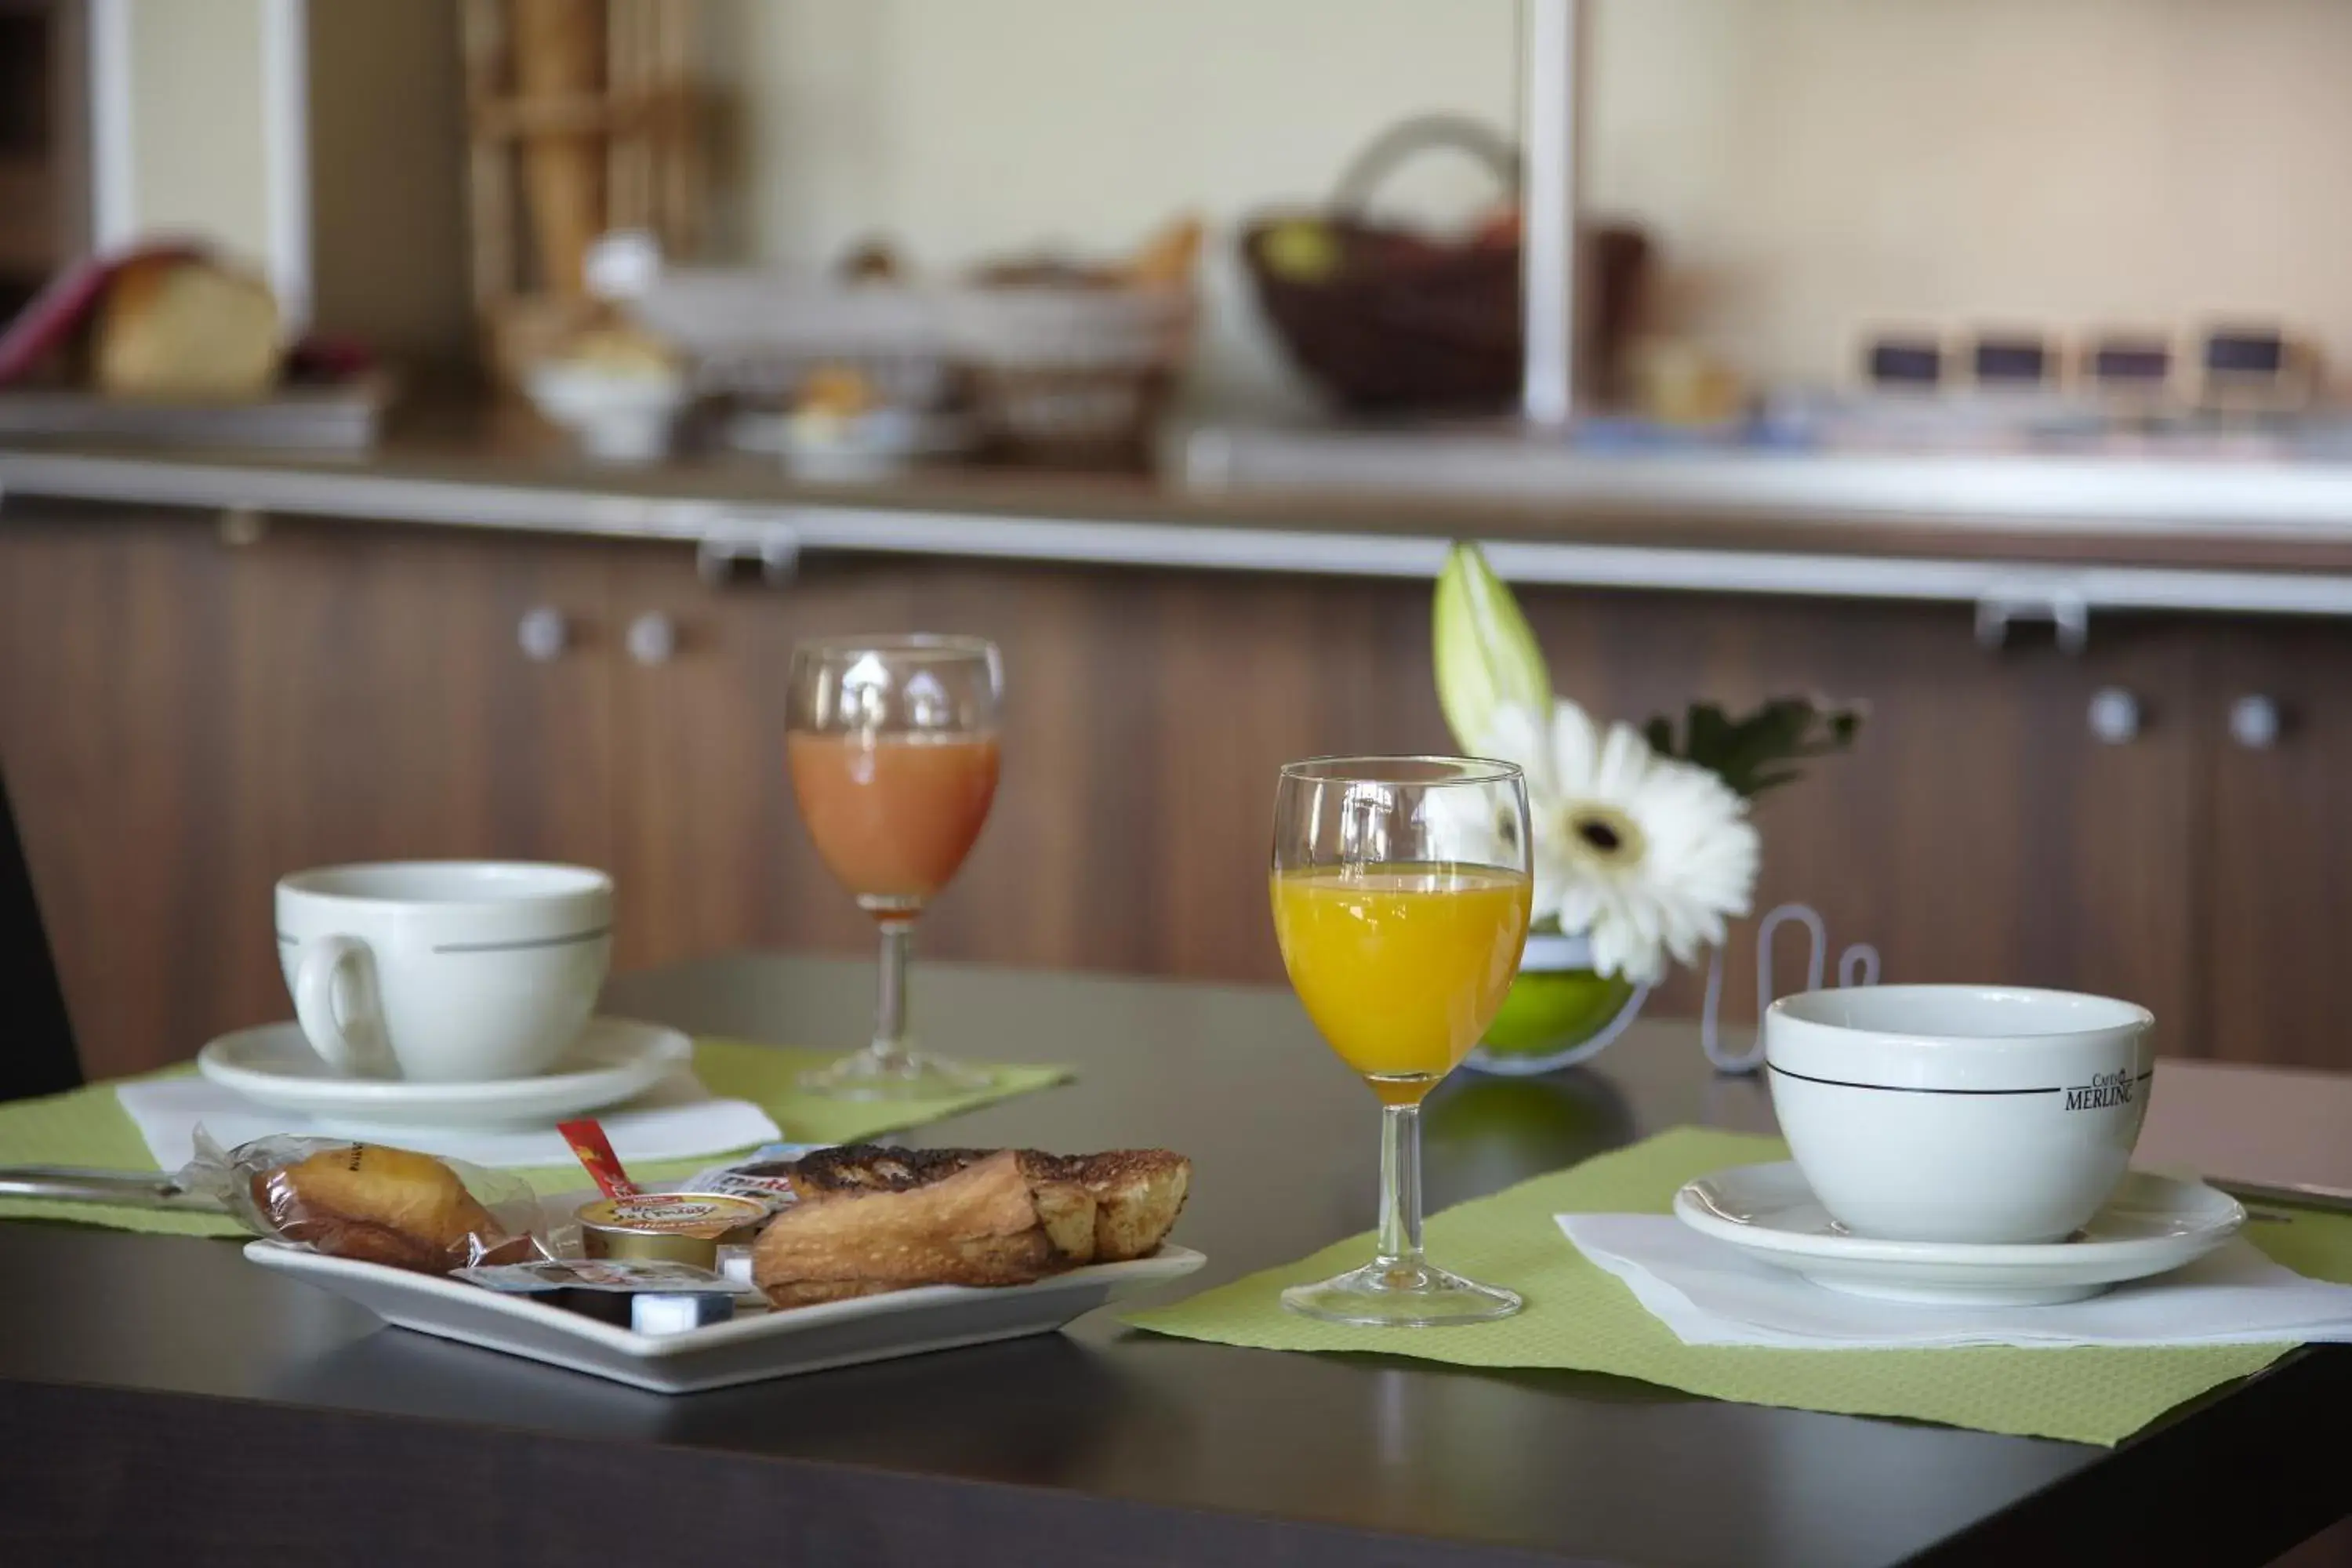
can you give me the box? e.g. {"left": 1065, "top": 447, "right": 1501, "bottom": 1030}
{"left": 750, "top": 1145, "right": 1191, "bottom": 1308}
{"left": 752, "top": 1150, "right": 1063, "bottom": 1303}
{"left": 760, "top": 1279, "right": 904, "bottom": 1308}
{"left": 781, "top": 1145, "right": 1191, "bottom": 1261}
{"left": 1064, "top": 1149, "right": 1191, "bottom": 1262}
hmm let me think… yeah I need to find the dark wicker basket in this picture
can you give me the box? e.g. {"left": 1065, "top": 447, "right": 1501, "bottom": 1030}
{"left": 1243, "top": 115, "right": 1647, "bottom": 413}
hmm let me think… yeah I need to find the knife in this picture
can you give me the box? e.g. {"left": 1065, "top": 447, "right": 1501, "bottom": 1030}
{"left": 0, "top": 1165, "right": 227, "bottom": 1212}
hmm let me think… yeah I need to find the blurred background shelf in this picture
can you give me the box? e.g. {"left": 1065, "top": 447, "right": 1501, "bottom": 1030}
{"left": 24, "top": 408, "right": 2352, "bottom": 575}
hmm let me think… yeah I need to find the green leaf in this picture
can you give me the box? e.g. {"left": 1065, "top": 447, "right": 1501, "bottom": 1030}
{"left": 1432, "top": 542, "right": 1552, "bottom": 751}
{"left": 1646, "top": 694, "right": 1865, "bottom": 798}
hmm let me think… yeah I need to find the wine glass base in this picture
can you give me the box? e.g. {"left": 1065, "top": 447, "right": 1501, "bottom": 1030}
{"left": 797, "top": 1047, "right": 996, "bottom": 1101}
{"left": 1280, "top": 1259, "right": 1523, "bottom": 1327}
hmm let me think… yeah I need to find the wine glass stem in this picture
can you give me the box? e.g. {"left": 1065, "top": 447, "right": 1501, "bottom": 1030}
{"left": 1375, "top": 1102, "right": 1425, "bottom": 1273}
{"left": 872, "top": 918, "right": 915, "bottom": 1064}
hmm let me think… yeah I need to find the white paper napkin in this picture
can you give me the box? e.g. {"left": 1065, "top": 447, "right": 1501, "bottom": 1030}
{"left": 116, "top": 1071, "right": 782, "bottom": 1171}
{"left": 1557, "top": 1213, "right": 2352, "bottom": 1349}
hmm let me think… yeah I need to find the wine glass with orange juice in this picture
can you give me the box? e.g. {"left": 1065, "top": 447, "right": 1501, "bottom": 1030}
{"left": 1270, "top": 756, "right": 1533, "bottom": 1324}
{"left": 785, "top": 636, "right": 1003, "bottom": 1098}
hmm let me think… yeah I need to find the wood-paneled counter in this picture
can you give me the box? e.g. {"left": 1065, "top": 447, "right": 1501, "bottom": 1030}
{"left": 5, "top": 416, "right": 2352, "bottom": 1078}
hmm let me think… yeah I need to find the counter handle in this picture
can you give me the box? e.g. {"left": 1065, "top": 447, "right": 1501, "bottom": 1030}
{"left": 517, "top": 605, "right": 570, "bottom": 662}
{"left": 2087, "top": 688, "right": 2141, "bottom": 745}
{"left": 626, "top": 611, "right": 679, "bottom": 667}
{"left": 2229, "top": 694, "right": 2283, "bottom": 750}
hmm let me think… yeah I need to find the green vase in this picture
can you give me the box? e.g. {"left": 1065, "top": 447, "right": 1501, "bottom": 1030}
{"left": 1465, "top": 931, "right": 1649, "bottom": 1076}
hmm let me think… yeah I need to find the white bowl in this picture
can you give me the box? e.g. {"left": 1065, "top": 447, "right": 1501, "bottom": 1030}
{"left": 781, "top": 405, "right": 923, "bottom": 482}
{"left": 1764, "top": 985, "right": 2154, "bottom": 1243}
{"left": 526, "top": 364, "right": 687, "bottom": 463}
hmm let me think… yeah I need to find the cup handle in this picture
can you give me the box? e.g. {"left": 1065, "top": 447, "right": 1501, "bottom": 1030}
{"left": 292, "top": 935, "right": 383, "bottom": 1076}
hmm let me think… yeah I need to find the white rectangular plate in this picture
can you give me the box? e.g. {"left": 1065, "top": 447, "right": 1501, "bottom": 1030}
{"left": 246, "top": 1240, "right": 1207, "bottom": 1394}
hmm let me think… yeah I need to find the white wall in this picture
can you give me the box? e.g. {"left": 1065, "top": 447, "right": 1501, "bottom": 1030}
{"left": 703, "top": 0, "right": 2352, "bottom": 410}
{"left": 1591, "top": 0, "right": 2352, "bottom": 394}
{"left": 120, "top": 0, "right": 273, "bottom": 264}
{"left": 103, "top": 0, "right": 310, "bottom": 325}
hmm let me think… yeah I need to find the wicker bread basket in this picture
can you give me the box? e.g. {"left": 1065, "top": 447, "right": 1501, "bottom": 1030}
{"left": 1243, "top": 114, "right": 1647, "bottom": 412}
{"left": 944, "top": 282, "right": 1192, "bottom": 468}
{"left": 628, "top": 268, "right": 957, "bottom": 408}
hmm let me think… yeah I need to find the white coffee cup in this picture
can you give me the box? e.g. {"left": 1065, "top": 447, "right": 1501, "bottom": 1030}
{"left": 276, "top": 862, "right": 613, "bottom": 1083}
{"left": 1764, "top": 985, "right": 2155, "bottom": 1244}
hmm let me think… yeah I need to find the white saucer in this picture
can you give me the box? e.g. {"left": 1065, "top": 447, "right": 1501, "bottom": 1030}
{"left": 1673, "top": 1162, "right": 2245, "bottom": 1306}
{"left": 197, "top": 1018, "right": 693, "bottom": 1132}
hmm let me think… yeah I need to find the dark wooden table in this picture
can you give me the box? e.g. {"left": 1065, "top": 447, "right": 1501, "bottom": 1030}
{"left": 2, "top": 955, "right": 2347, "bottom": 1567}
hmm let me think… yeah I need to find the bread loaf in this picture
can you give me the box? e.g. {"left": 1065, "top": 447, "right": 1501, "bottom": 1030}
{"left": 93, "top": 254, "right": 282, "bottom": 401}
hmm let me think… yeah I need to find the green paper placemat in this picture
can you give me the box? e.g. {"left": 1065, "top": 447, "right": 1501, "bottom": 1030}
{"left": 1126, "top": 1127, "right": 2352, "bottom": 1446}
{"left": 0, "top": 1036, "right": 1069, "bottom": 1239}
{"left": 688, "top": 1039, "right": 1069, "bottom": 1146}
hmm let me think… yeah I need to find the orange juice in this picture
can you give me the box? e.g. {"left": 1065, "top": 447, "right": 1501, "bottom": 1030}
{"left": 1270, "top": 862, "right": 1532, "bottom": 1105}
{"left": 786, "top": 732, "right": 1000, "bottom": 914}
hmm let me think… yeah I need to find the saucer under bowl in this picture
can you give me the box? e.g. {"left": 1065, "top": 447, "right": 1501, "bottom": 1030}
{"left": 1673, "top": 1161, "right": 2245, "bottom": 1307}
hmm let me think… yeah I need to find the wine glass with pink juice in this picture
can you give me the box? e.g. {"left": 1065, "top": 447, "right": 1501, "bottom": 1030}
{"left": 785, "top": 635, "right": 1003, "bottom": 1097}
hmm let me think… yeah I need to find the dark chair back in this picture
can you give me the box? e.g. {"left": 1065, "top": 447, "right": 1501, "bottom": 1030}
{"left": 1, "top": 771, "right": 81, "bottom": 1101}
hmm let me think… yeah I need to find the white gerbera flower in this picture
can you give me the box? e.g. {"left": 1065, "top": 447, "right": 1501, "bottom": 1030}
{"left": 1475, "top": 699, "right": 1759, "bottom": 985}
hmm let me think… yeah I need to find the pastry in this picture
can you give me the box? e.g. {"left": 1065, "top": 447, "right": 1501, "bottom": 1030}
{"left": 1121, "top": 215, "right": 1203, "bottom": 291}
{"left": 795, "top": 364, "right": 884, "bottom": 419}
{"left": 252, "top": 1144, "right": 521, "bottom": 1274}
{"left": 558, "top": 323, "right": 679, "bottom": 380}
{"left": 750, "top": 1145, "right": 1191, "bottom": 1308}
{"left": 837, "top": 238, "right": 905, "bottom": 284}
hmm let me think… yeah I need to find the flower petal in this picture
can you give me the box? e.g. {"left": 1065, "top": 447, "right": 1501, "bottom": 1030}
{"left": 1523, "top": 723, "right": 1757, "bottom": 983}
{"left": 1477, "top": 702, "right": 1554, "bottom": 792}
{"left": 1548, "top": 699, "right": 1603, "bottom": 794}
